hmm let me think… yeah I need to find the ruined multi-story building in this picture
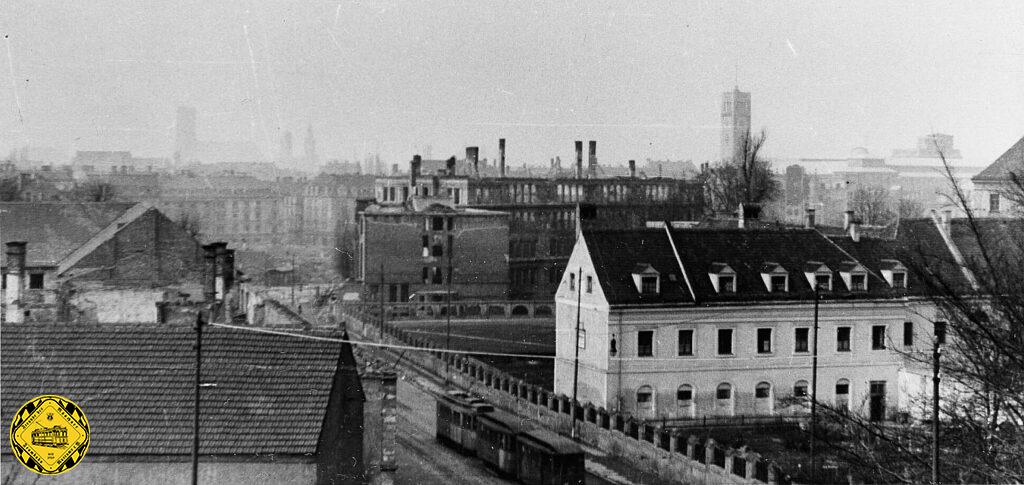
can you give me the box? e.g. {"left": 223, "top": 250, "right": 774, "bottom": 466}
{"left": 366, "top": 141, "right": 705, "bottom": 299}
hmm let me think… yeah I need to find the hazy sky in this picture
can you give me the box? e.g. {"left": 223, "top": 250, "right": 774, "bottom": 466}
{"left": 2, "top": 1, "right": 1022, "bottom": 166}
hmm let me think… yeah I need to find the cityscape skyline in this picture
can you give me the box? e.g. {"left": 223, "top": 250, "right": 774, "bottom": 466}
{"left": 2, "top": 2, "right": 1022, "bottom": 166}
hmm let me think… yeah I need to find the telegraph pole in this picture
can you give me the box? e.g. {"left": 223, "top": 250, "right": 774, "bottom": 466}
{"left": 933, "top": 321, "right": 945, "bottom": 485}
{"left": 571, "top": 267, "right": 583, "bottom": 439}
{"left": 379, "top": 261, "right": 385, "bottom": 341}
{"left": 194, "top": 244, "right": 218, "bottom": 485}
{"left": 809, "top": 283, "right": 820, "bottom": 478}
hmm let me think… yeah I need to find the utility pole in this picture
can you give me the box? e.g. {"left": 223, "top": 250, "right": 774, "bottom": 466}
{"left": 379, "top": 261, "right": 385, "bottom": 341}
{"left": 290, "top": 253, "right": 296, "bottom": 308}
{"left": 809, "top": 283, "right": 820, "bottom": 479}
{"left": 571, "top": 267, "right": 583, "bottom": 439}
{"left": 445, "top": 236, "right": 453, "bottom": 384}
{"left": 194, "top": 244, "right": 217, "bottom": 485}
{"left": 933, "top": 321, "right": 945, "bottom": 485}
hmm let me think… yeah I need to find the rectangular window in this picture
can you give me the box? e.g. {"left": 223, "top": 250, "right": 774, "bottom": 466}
{"left": 892, "top": 272, "right": 906, "bottom": 289}
{"left": 836, "top": 382, "right": 850, "bottom": 395}
{"left": 903, "top": 322, "right": 914, "bottom": 347}
{"left": 637, "top": 331, "right": 654, "bottom": 357}
{"left": 851, "top": 274, "right": 867, "bottom": 291}
{"left": 422, "top": 267, "right": 429, "bottom": 283}
{"left": 431, "top": 216, "right": 444, "bottom": 231}
{"left": 815, "top": 274, "right": 831, "bottom": 290}
{"left": 432, "top": 245, "right": 443, "bottom": 257}
{"left": 569, "top": 273, "right": 576, "bottom": 291}
{"left": 990, "top": 193, "right": 1001, "bottom": 212}
{"left": 453, "top": 188, "right": 460, "bottom": 204}
{"left": 770, "top": 275, "right": 787, "bottom": 292}
{"left": 432, "top": 267, "right": 443, "bottom": 284}
{"left": 28, "top": 273, "right": 44, "bottom": 289}
{"left": 872, "top": 325, "right": 886, "bottom": 350}
{"left": 640, "top": 276, "right": 658, "bottom": 294}
{"left": 678, "top": 329, "right": 694, "bottom": 356}
{"left": 837, "top": 326, "right": 851, "bottom": 352}
{"left": 586, "top": 275, "right": 593, "bottom": 293}
{"left": 794, "top": 328, "right": 809, "bottom": 353}
{"left": 935, "top": 321, "right": 947, "bottom": 345}
{"left": 717, "top": 328, "right": 733, "bottom": 355}
{"left": 719, "top": 275, "right": 735, "bottom": 292}
{"left": 446, "top": 217, "right": 454, "bottom": 231}
{"left": 757, "top": 328, "right": 772, "bottom": 354}
{"left": 402, "top": 186, "right": 409, "bottom": 201}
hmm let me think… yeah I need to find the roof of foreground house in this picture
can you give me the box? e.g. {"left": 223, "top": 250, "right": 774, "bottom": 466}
{"left": 0, "top": 324, "right": 360, "bottom": 456}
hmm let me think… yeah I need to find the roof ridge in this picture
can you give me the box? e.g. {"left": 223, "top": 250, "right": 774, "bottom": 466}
{"left": 57, "top": 202, "right": 153, "bottom": 275}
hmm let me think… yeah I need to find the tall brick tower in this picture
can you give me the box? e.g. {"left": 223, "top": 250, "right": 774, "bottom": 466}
{"left": 175, "top": 106, "right": 197, "bottom": 164}
{"left": 720, "top": 87, "right": 751, "bottom": 163}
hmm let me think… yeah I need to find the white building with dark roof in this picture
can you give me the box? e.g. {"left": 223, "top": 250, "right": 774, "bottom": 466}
{"left": 553, "top": 220, "right": 962, "bottom": 422}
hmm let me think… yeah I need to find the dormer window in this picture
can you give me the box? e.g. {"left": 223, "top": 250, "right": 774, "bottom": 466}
{"left": 709, "top": 263, "right": 736, "bottom": 293}
{"left": 838, "top": 261, "right": 868, "bottom": 292}
{"left": 880, "top": 259, "right": 908, "bottom": 289}
{"left": 804, "top": 262, "right": 832, "bottom": 291}
{"left": 632, "top": 263, "right": 661, "bottom": 295}
{"left": 760, "top": 262, "right": 789, "bottom": 293}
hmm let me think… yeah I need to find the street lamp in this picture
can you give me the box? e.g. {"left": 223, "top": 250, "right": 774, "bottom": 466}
{"left": 809, "top": 282, "right": 820, "bottom": 478}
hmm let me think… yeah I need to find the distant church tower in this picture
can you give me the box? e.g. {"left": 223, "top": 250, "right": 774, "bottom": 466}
{"left": 175, "top": 106, "right": 198, "bottom": 164}
{"left": 278, "top": 130, "right": 293, "bottom": 164}
{"left": 720, "top": 87, "right": 751, "bottom": 162}
{"left": 303, "top": 124, "right": 318, "bottom": 168}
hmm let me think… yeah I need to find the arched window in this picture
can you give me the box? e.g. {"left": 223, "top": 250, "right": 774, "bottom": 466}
{"left": 835, "top": 379, "right": 851, "bottom": 410}
{"left": 677, "top": 385, "right": 695, "bottom": 417}
{"left": 794, "top": 380, "right": 809, "bottom": 398}
{"left": 637, "top": 386, "right": 654, "bottom": 413}
{"left": 793, "top": 380, "right": 810, "bottom": 414}
{"left": 755, "top": 381, "right": 774, "bottom": 414}
{"left": 715, "top": 383, "right": 734, "bottom": 416}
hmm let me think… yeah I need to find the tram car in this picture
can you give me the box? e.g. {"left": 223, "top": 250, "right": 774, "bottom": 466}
{"left": 434, "top": 391, "right": 586, "bottom": 484}
{"left": 31, "top": 425, "right": 68, "bottom": 448}
{"left": 516, "top": 429, "right": 586, "bottom": 485}
{"left": 434, "top": 390, "right": 493, "bottom": 454}
{"left": 476, "top": 407, "right": 529, "bottom": 476}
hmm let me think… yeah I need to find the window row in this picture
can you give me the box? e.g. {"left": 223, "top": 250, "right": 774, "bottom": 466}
{"left": 634, "top": 322, "right": 919, "bottom": 358}
{"left": 637, "top": 379, "right": 852, "bottom": 407}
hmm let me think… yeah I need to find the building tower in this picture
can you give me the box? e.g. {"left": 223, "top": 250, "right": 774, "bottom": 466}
{"left": 175, "top": 106, "right": 198, "bottom": 164}
{"left": 304, "top": 124, "right": 318, "bottom": 168}
{"left": 278, "top": 130, "right": 293, "bottom": 165}
{"left": 720, "top": 87, "right": 751, "bottom": 163}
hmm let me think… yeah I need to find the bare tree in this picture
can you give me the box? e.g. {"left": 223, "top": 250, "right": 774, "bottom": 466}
{"left": 705, "top": 129, "right": 780, "bottom": 212}
{"left": 849, "top": 186, "right": 896, "bottom": 225}
{"left": 803, "top": 150, "right": 1024, "bottom": 484}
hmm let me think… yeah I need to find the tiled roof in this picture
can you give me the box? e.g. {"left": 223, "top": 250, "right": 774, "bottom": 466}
{"left": 972, "top": 135, "right": 1024, "bottom": 182}
{"left": 584, "top": 226, "right": 931, "bottom": 306}
{"left": 0, "top": 202, "right": 135, "bottom": 266}
{"left": 890, "top": 218, "right": 974, "bottom": 293}
{"left": 57, "top": 203, "right": 154, "bottom": 275}
{"left": 0, "top": 324, "right": 357, "bottom": 456}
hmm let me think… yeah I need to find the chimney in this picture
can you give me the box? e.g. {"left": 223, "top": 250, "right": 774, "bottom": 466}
{"left": 224, "top": 249, "right": 236, "bottom": 294}
{"left": 941, "top": 209, "right": 952, "bottom": 234}
{"left": 4, "top": 241, "right": 27, "bottom": 324}
{"left": 843, "top": 210, "right": 854, "bottom": 230}
{"left": 411, "top": 155, "right": 422, "bottom": 191}
{"left": 849, "top": 217, "right": 861, "bottom": 242}
{"left": 628, "top": 160, "right": 636, "bottom": 178}
{"left": 588, "top": 140, "right": 597, "bottom": 177}
{"left": 211, "top": 242, "right": 229, "bottom": 303}
{"left": 805, "top": 208, "right": 816, "bottom": 229}
{"left": 498, "top": 138, "right": 506, "bottom": 177}
{"left": 466, "top": 147, "right": 479, "bottom": 177}
{"left": 575, "top": 141, "right": 583, "bottom": 179}
{"left": 391, "top": 163, "right": 399, "bottom": 175}
{"left": 202, "top": 244, "right": 218, "bottom": 305}
{"left": 445, "top": 156, "right": 455, "bottom": 176}
{"left": 738, "top": 203, "right": 762, "bottom": 229}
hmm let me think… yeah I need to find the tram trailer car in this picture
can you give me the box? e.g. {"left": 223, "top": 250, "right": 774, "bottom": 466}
{"left": 435, "top": 390, "right": 493, "bottom": 454}
{"left": 476, "top": 407, "right": 529, "bottom": 476}
{"left": 517, "top": 429, "right": 586, "bottom": 485}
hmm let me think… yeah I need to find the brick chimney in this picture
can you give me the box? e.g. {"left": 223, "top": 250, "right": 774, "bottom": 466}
{"left": 4, "top": 241, "right": 27, "bottom": 324}
{"left": 202, "top": 244, "right": 218, "bottom": 305}
{"left": 843, "top": 210, "right": 854, "bottom": 230}
{"left": 805, "top": 208, "right": 816, "bottom": 229}
{"left": 575, "top": 141, "right": 583, "bottom": 179}
{"left": 410, "top": 155, "right": 422, "bottom": 194}
{"left": 628, "top": 160, "right": 636, "bottom": 178}
{"left": 588, "top": 141, "right": 597, "bottom": 178}
{"left": 224, "top": 248, "right": 236, "bottom": 295}
{"left": 498, "top": 138, "right": 506, "bottom": 177}
{"left": 466, "top": 147, "right": 479, "bottom": 177}
{"left": 211, "top": 242, "right": 229, "bottom": 302}
{"left": 738, "top": 203, "right": 761, "bottom": 229}
{"left": 849, "top": 216, "right": 862, "bottom": 242}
